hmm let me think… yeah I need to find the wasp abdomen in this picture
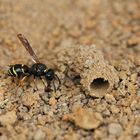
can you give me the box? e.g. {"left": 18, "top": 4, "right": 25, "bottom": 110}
{"left": 8, "top": 64, "right": 29, "bottom": 77}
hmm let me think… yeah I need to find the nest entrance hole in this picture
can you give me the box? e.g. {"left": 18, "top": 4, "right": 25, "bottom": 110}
{"left": 90, "top": 78, "right": 109, "bottom": 96}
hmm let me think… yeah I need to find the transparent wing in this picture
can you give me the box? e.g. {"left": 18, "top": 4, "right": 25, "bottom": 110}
{"left": 17, "top": 34, "right": 40, "bottom": 63}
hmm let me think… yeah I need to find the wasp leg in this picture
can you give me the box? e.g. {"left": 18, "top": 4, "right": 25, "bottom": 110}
{"left": 45, "top": 80, "right": 52, "bottom": 92}
{"left": 40, "top": 77, "right": 49, "bottom": 92}
{"left": 18, "top": 76, "right": 27, "bottom": 86}
{"left": 33, "top": 76, "right": 38, "bottom": 92}
{"left": 15, "top": 76, "right": 27, "bottom": 93}
{"left": 9, "top": 77, "right": 17, "bottom": 92}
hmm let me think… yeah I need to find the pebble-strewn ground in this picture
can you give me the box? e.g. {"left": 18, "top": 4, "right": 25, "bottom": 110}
{"left": 0, "top": 0, "right": 140, "bottom": 140}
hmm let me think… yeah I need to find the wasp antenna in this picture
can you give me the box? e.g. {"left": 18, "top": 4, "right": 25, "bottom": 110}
{"left": 52, "top": 80, "right": 57, "bottom": 92}
{"left": 55, "top": 74, "right": 61, "bottom": 90}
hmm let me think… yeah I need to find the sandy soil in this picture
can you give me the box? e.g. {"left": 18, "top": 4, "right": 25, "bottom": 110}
{"left": 0, "top": 0, "right": 140, "bottom": 140}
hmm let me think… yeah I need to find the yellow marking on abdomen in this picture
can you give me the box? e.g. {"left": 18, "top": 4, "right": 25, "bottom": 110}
{"left": 21, "top": 68, "right": 25, "bottom": 74}
{"left": 21, "top": 64, "right": 26, "bottom": 74}
{"left": 12, "top": 67, "right": 17, "bottom": 76}
{"left": 9, "top": 70, "right": 13, "bottom": 76}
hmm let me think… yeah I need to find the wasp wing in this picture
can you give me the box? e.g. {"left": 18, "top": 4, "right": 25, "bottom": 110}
{"left": 17, "top": 34, "right": 40, "bottom": 63}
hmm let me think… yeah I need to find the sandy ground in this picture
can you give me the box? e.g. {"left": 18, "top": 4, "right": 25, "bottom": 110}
{"left": 0, "top": 0, "right": 140, "bottom": 140}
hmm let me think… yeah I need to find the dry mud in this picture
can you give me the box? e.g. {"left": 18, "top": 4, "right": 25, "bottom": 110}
{"left": 0, "top": 0, "right": 140, "bottom": 140}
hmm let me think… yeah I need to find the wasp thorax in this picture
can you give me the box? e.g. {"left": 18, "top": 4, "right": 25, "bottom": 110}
{"left": 30, "top": 63, "right": 47, "bottom": 76}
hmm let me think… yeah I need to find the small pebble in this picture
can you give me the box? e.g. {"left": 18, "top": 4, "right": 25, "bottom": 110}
{"left": 21, "top": 92, "right": 40, "bottom": 107}
{"left": 110, "top": 105, "right": 120, "bottom": 114}
{"left": 0, "top": 110, "right": 17, "bottom": 125}
{"left": 63, "top": 107, "right": 103, "bottom": 130}
{"left": 49, "top": 97, "right": 57, "bottom": 106}
{"left": 105, "top": 94, "right": 116, "bottom": 104}
{"left": 133, "top": 125, "right": 140, "bottom": 136}
{"left": 108, "top": 123, "right": 123, "bottom": 137}
{"left": 33, "top": 129, "right": 46, "bottom": 140}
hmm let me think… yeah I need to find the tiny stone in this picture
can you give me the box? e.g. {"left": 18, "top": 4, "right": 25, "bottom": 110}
{"left": 33, "top": 129, "right": 46, "bottom": 140}
{"left": 37, "top": 115, "right": 46, "bottom": 125}
{"left": 63, "top": 107, "right": 103, "bottom": 130}
{"left": 110, "top": 105, "right": 120, "bottom": 114}
{"left": 0, "top": 110, "right": 17, "bottom": 125}
{"left": 133, "top": 125, "right": 140, "bottom": 136}
{"left": 43, "top": 105, "right": 49, "bottom": 115}
{"left": 137, "top": 90, "right": 140, "bottom": 96}
{"left": 135, "top": 101, "right": 140, "bottom": 110}
{"left": 103, "top": 109, "right": 111, "bottom": 117}
{"left": 49, "top": 97, "right": 57, "bottom": 106}
{"left": 130, "top": 100, "right": 138, "bottom": 111}
{"left": 105, "top": 94, "right": 116, "bottom": 104}
{"left": 21, "top": 92, "right": 40, "bottom": 107}
{"left": 108, "top": 123, "right": 123, "bottom": 137}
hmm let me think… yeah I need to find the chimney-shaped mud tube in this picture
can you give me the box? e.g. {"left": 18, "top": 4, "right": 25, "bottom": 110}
{"left": 68, "top": 45, "right": 119, "bottom": 98}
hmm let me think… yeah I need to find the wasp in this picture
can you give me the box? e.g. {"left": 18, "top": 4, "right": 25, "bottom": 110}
{"left": 8, "top": 34, "right": 61, "bottom": 92}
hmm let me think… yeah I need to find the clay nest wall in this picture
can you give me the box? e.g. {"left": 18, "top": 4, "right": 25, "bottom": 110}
{"left": 57, "top": 45, "right": 119, "bottom": 98}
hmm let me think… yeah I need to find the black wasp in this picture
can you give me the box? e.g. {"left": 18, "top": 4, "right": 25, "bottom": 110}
{"left": 8, "top": 34, "right": 61, "bottom": 92}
